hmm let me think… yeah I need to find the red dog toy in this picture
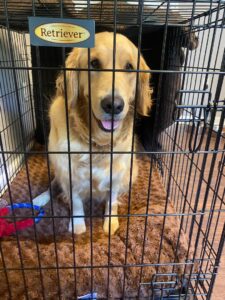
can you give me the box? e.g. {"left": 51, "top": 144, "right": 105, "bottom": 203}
{"left": 0, "top": 202, "right": 44, "bottom": 237}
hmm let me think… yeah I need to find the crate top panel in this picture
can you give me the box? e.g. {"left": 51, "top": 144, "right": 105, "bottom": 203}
{"left": 0, "top": 1, "right": 223, "bottom": 31}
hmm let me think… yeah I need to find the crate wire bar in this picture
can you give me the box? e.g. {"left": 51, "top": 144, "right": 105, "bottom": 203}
{"left": 0, "top": 1, "right": 225, "bottom": 299}
{"left": 0, "top": 1, "right": 224, "bottom": 27}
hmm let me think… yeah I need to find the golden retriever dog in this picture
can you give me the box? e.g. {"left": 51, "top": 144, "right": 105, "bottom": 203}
{"left": 33, "top": 32, "right": 152, "bottom": 235}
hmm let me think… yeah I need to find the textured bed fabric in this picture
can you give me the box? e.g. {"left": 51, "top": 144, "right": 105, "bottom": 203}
{"left": 0, "top": 149, "right": 193, "bottom": 299}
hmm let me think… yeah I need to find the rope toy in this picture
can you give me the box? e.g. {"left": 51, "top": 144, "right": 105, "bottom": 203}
{"left": 0, "top": 203, "right": 44, "bottom": 237}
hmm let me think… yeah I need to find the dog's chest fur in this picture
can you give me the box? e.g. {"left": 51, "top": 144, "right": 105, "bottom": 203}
{"left": 50, "top": 138, "right": 133, "bottom": 201}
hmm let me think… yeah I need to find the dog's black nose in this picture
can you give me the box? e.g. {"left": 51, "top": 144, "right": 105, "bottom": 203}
{"left": 101, "top": 96, "right": 124, "bottom": 114}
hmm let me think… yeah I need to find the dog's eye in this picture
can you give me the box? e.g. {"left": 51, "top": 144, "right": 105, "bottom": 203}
{"left": 90, "top": 59, "right": 101, "bottom": 70}
{"left": 125, "top": 62, "right": 134, "bottom": 70}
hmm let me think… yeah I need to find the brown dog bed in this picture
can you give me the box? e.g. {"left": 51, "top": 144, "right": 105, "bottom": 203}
{"left": 0, "top": 149, "right": 194, "bottom": 299}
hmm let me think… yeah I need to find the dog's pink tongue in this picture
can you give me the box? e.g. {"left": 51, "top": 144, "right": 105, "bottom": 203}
{"left": 101, "top": 120, "right": 120, "bottom": 130}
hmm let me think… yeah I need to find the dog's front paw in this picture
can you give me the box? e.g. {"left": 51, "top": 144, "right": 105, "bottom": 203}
{"left": 32, "top": 190, "right": 50, "bottom": 207}
{"left": 68, "top": 218, "right": 86, "bottom": 235}
{"left": 103, "top": 217, "right": 119, "bottom": 235}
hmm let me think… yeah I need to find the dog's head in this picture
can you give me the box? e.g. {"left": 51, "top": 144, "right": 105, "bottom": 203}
{"left": 56, "top": 32, "right": 152, "bottom": 144}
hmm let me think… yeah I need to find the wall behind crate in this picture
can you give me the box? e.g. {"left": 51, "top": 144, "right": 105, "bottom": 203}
{"left": 0, "top": 28, "right": 35, "bottom": 194}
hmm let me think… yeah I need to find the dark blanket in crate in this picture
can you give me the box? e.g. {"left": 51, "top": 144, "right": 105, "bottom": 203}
{"left": 0, "top": 152, "right": 193, "bottom": 299}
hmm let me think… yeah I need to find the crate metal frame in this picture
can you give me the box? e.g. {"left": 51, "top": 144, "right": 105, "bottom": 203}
{"left": 0, "top": 1, "right": 224, "bottom": 299}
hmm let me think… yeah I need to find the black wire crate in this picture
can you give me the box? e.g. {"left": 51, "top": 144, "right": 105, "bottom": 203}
{"left": 0, "top": 1, "right": 224, "bottom": 299}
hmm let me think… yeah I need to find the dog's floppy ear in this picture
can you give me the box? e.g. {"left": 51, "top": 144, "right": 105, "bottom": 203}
{"left": 137, "top": 55, "right": 152, "bottom": 116}
{"left": 55, "top": 48, "right": 80, "bottom": 107}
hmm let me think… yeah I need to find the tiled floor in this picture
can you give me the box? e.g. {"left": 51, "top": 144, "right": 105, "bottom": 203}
{"left": 161, "top": 125, "right": 225, "bottom": 299}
